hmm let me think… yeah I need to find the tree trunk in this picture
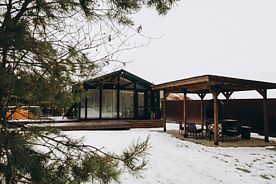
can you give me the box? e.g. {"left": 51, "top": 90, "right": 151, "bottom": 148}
{"left": 5, "top": 147, "right": 16, "bottom": 184}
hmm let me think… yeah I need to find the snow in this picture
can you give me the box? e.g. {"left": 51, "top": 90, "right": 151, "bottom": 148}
{"left": 66, "top": 124, "right": 276, "bottom": 184}
{"left": 8, "top": 116, "right": 70, "bottom": 123}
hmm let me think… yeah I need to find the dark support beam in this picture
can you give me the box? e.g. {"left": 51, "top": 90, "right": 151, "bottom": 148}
{"left": 99, "top": 89, "right": 102, "bottom": 119}
{"left": 150, "top": 90, "right": 156, "bottom": 119}
{"left": 77, "top": 102, "right": 81, "bottom": 121}
{"left": 134, "top": 82, "right": 138, "bottom": 119}
{"left": 257, "top": 89, "right": 269, "bottom": 142}
{"left": 163, "top": 91, "right": 169, "bottom": 132}
{"left": 117, "top": 75, "right": 120, "bottom": 119}
{"left": 222, "top": 91, "right": 233, "bottom": 99}
{"left": 183, "top": 92, "right": 188, "bottom": 137}
{"left": 156, "top": 91, "right": 161, "bottom": 119}
{"left": 84, "top": 89, "right": 88, "bottom": 120}
{"left": 212, "top": 91, "right": 219, "bottom": 145}
{"left": 144, "top": 90, "right": 149, "bottom": 119}
{"left": 152, "top": 91, "right": 157, "bottom": 119}
{"left": 222, "top": 91, "right": 233, "bottom": 118}
{"left": 198, "top": 93, "right": 206, "bottom": 134}
{"left": 78, "top": 85, "right": 83, "bottom": 121}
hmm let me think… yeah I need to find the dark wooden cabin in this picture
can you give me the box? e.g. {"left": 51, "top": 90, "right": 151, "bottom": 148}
{"left": 76, "top": 70, "right": 160, "bottom": 120}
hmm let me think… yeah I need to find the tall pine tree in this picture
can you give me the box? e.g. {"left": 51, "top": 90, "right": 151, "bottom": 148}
{"left": 0, "top": 0, "right": 176, "bottom": 183}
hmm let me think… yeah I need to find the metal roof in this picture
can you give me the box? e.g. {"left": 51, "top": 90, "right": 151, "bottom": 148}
{"left": 83, "top": 69, "right": 153, "bottom": 89}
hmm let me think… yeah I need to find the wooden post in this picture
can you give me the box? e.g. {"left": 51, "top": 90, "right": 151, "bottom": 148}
{"left": 263, "top": 95, "right": 269, "bottom": 142}
{"left": 212, "top": 92, "right": 219, "bottom": 145}
{"left": 198, "top": 93, "right": 206, "bottom": 135}
{"left": 163, "top": 91, "right": 169, "bottom": 132}
{"left": 183, "top": 92, "right": 188, "bottom": 137}
{"left": 257, "top": 89, "right": 269, "bottom": 142}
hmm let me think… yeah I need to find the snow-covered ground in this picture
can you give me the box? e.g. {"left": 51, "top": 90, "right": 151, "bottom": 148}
{"left": 66, "top": 124, "right": 276, "bottom": 184}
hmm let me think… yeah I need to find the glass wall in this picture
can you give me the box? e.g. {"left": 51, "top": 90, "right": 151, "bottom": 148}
{"left": 87, "top": 89, "right": 100, "bottom": 118}
{"left": 138, "top": 92, "right": 144, "bottom": 117}
{"left": 78, "top": 72, "right": 161, "bottom": 120}
{"left": 120, "top": 90, "right": 134, "bottom": 118}
{"left": 80, "top": 94, "right": 86, "bottom": 119}
{"left": 102, "top": 89, "right": 117, "bottom": 118}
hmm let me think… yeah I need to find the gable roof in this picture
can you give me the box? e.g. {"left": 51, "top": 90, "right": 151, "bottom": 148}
{"left": 83, "top": 69, "right": 153, "bottom": 90}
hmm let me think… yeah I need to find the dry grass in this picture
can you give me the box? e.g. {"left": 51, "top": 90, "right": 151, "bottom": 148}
{"left": 260, "top": 174, "right": 271, "bottom": 180}
{"left": 165, "top": 130, "right": 276, "bottom": 147}
{"left": 236, "top": 167, "right": 251, "bottom": 173}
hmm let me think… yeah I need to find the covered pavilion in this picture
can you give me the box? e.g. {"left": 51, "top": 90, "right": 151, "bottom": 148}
{"left": 152, "top": 75, "right": 276, "bottom": 145}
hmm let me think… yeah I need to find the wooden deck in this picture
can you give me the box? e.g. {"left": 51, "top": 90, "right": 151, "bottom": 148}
{"left": 27, "top": 119, "right": 163, "bottom": 131}
{"left": 52, "top": 121, "right": 131, "bottom": 131}
{"left": 129, "top": 119, "right": 163, "bottom": 128}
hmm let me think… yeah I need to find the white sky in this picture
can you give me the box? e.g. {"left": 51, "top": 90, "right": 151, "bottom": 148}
{"left": 108, "top": 0, "right": 276, "bottom": 99}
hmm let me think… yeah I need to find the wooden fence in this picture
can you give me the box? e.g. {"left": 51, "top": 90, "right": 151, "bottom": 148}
{"left": 163, "top": 99, "right": 276, "bottom": 136}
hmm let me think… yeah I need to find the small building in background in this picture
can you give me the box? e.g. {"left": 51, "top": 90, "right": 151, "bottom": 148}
{"left": 76, "top": 70, "right": 160, "bottom": 120}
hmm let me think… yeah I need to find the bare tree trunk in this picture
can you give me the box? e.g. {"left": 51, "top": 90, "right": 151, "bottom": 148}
{"left": 5, "top": 147, "right": 15, "bottom": 184}
{"left": 0, "top": 65, "right": 9, "bottom": 129}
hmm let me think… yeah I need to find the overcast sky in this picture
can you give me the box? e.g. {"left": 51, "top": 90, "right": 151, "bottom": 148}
{"left": 108, "top": 0, "right": 276, "bottom": 98}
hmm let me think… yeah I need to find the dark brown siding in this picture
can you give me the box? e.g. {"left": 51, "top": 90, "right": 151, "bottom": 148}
{"left": 163, "top": 99, "right": 276, "bottom": 136}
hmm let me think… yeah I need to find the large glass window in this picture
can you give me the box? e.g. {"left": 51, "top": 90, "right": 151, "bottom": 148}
{"left": 87, "top": 89, "right": 100, "bottom": 118}
{"left": 102, "top": 89, "right": 117, "bottom": 118}
{"left": 138, "top": 92, "right": 144, "bottom": 117}
{"left": 80, "top": 93, "right": 86, "bottom": 119}
{"left": 120, "top": 90, "right": 134, "bottom": 118}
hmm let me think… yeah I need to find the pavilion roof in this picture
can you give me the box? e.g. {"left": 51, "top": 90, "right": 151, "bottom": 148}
{"left": 152, "top": 75, "right": 276, "bottom": 93}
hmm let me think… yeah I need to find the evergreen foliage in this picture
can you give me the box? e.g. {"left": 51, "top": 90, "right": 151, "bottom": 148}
{"left": 0, "top": 0, "right": 176, "bottom": 183}
{"left": 0, "top": 127, "right": 150, "bottom": 183}
{"left": 0, "top": 0, "right": 176, "bottom": 111}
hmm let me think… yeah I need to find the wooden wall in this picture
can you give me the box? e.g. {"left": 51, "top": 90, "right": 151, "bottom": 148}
{"left": 163, "top": 99, "right": 276, "bottom": 136}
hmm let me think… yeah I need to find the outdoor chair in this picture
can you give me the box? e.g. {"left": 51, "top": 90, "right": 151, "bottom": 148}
{"left": 187, "top": 123, "right": 203, "bottom": 139}
{"left": 178, "top": 121, "right": 184, "bottom": 134}
{"left": 208, "top": 123, "right": 223, "bottom": 141}
{"left": 221, "top": 121, "right": 241, "bottom": 142}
